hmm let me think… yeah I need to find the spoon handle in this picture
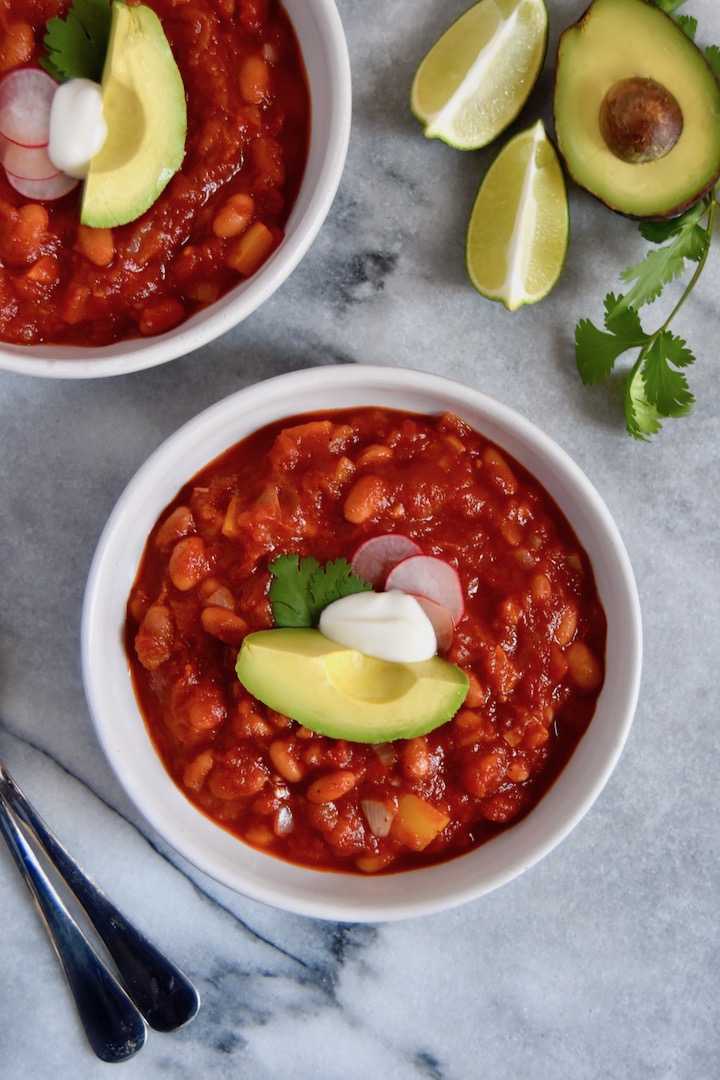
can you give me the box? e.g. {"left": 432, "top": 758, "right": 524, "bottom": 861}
{"left": 0, "top": 762, "right": 200, "bottom": 1032}
{"left": 0, "top": 793, "right": 146, "bottom": 1062}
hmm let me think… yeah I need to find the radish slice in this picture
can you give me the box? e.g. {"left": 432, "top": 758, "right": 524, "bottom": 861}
{"left": 351, "top": 534, "right": 423, "bottom": 588}
{"left": 413, "top": 595, "right": 454, "bottom": 654}
{"left": 385, "top": 555, "right": 465, "bottom": 628}
{"left": 4, "top": 169, "right": 79, "bottom": 200}
{"left": 0, "top": 68, "right": 57, "bottom": 149}
{"left": 1, "top": 139, "right": 61, "bottom": 181}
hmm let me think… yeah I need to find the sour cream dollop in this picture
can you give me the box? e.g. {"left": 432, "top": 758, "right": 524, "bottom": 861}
{"left": 318, "top": 590, "right": 437, "bottom": 663}
{"left": 48, "top": 78, "right": 107, "bottom": 179}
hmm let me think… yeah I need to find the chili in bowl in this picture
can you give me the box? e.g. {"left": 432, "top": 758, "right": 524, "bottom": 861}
{"left": 82, "top": 365, "right": 642, "bottom": 921}
{"left": 0, "top": 0, "right": 351, "bottom": 378}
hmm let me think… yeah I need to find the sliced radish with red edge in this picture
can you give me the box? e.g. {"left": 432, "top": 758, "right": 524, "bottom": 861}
{"left": 1, "top": 139, "right": 61, "bottom": 181}
{"left": 413, "top": 595, "right": 455, "bottom": 654}
{"left": 351, "top": 533, "right": 423, "bottom": 588}
{"left": 0, "top": 68, "right": 56, "bottom": 149}
{"left": 385, "top": 555, "right": 465, "bottom": 628}
{"left": 4, "top": 169, "right": 79, "bottom": 200}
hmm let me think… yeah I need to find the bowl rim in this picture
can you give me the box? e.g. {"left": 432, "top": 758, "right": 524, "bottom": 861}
{"left": 0, "top": 0, "right": 352, "bottom": 380}
{"left": 81, "top": 364, "right": 643, "bottom": 921}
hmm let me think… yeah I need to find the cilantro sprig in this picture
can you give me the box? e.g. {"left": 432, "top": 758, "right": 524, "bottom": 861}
{"left": 41, "top": 0, "right": 112, "bottom": 84}
{"left": 268, "top": 554, "right": 372, "bottom": 628}
{"left": 575, "top": 194, "right": 716, "bottom": 439}
{"left": 574, "top": 6, "right": 720, "bottom": 441}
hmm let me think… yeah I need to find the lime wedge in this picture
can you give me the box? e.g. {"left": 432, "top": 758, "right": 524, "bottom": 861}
{"left": 411, "top": 0, "right": 548, "bottom": 150}
{"left": 465, "top": 120, "right": 569, "bottom": 311}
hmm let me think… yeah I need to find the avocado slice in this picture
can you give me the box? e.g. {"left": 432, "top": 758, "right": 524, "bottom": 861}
{"left": 235, "top": 628, "right": 469, "bottom": 743}
{"left": 553, "top": 0, "right": 720, "bottom": 219}
{"left": 81, "top": 2, "right": 187, "bottom": 228}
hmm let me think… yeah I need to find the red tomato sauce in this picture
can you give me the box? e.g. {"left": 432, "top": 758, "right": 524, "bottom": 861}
{"left": 127, "top": 408, "right": 607, "bottom": 875}
{"left": 0, "top": 0, "right": 309, "bottom": 346}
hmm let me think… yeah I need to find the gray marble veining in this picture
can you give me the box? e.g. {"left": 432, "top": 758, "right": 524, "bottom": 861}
{"left": 1, "top": 1, "right": 719, "bottom": 1076}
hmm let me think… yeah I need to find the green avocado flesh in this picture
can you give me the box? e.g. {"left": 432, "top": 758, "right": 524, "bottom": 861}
{"left": 81, "top": 2, "right": 187, "bottom": 228}
{"left": 553, "top": 0, "right": 720, "bottom": 219}
{"left": 235, "top": 629, "right": 470, "bottom": 743}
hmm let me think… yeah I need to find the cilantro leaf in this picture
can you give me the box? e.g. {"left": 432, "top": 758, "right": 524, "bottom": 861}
{"left": 268, "top": 554, "right": 321, "bottom": 627}
{"left": 575, "top": 294, "right": 649, "bottom": 385}
{"left": 268, "top": 554, "right": 372, "bottom": 628}
{"left": 309, "top": 558, "right": 371, "bottom": 612}
{"left": 705, "top": 45, "right": 720, "bottom": 79}
{"left": 638, "top": 200, "right": 705, "bottom": 245}
{"left": 41, "top": 0, "right": 112, "bottom": 83}
{"left": 625, "top": 368, "right": 663, "bottom": 441}
{"left": 624, "top": 332, "right": 694, "bottom": 440}
{"left": 641, "top": 332, "right": 695, "bottom": 417}
{"left": 617, "top": 214, "right": 709, "bottom": 310}
{"left": 674, "top": 13, "right": 697, "bottom": 39}
{"left": 649, "top": 0, "right": 689, "bottom": 12}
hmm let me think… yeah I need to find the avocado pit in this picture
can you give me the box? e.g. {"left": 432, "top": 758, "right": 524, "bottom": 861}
{"left": 599, "top": 76, "right": 683, "bottom": 165}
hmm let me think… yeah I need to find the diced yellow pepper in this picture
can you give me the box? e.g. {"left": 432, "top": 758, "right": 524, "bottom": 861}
{"left": 390, "top": 794, "right": 450, "bottom": 852}
{"left": 226, "top": 220, "right": 276, "bottom": 277}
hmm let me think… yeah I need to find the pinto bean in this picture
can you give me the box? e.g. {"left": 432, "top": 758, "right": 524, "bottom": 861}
{"left": 566, "top": 641, "right": 602, "bottom": 691}
{"left": 156, "top": 505, "right": 195, "bottom": 550}
{"left": 75, "top": 226, "right": 115, "bottom": 267}
{"left": 134, "top": 603, "right": 174, "bottom": 671}
{"left": 269, "top": 739, "right": 305, "bottom": 783}
{"left": 201, "top": 605, "right": 249, "bottom": 643}
{"left": 400, "top": 738, "right": 432, "bottom": 780}
{"left": 306, "top": 770, "right": 357, "bottom": 804}
{"left": 343, "top": 475, "right": 387, "bottom": 524}
{"left": 239, "top": 54, "right": 270, "bottom": 104}
{"left": 212, "top": 193, "right": 255, "bottom": 238}
{"left": 168, "top": 536, "right": 211, "bottom": 591}
{"left": 555, "top": 605, "right": 579, "bottom": 646}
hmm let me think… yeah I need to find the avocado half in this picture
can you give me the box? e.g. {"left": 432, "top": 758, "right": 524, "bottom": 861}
{"left": 235, "top": 628, "right": 469, "bottom": 743}
{"left": 81, "top": 3, "right": 187, "bottom": 228}
{"left": 553, "top": 0, "right": 720, "bottom": 219}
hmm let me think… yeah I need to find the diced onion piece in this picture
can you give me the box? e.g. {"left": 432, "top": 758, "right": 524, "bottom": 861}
{"left": 361, "top": 799, "right": 396, "bottom": 837}
{"left": 274, "top": 806, "right": 294, "bottom": 836}
{"left": 351, "top": 533, "right": 423, "bottom": 588}
{"left": 0, "top": 68, "right": 56, "bottom": 148}
{"left": 373, "top": 742, "right": 396, "bottom": 766}
{"left": 385, "top": 555, "right": 465, "bottom": 627}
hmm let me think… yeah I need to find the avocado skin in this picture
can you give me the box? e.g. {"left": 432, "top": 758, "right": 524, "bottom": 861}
{"left": 235, "top": 628, "right": 470, "bottom": 743}
{"left": 553, "top": 0, "right": 720, "bottom": 220}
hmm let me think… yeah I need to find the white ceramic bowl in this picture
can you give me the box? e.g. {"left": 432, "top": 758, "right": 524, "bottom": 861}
{"left": 82, "top": 365, "right": 642, "bottom": 921}
{"left": 0, "top": 0, "right": 351, "bottom": 379}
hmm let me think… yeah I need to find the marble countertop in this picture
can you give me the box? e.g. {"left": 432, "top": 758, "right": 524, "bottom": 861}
{"left": 1, "top": 1, "right": 719, "bottom": 1076}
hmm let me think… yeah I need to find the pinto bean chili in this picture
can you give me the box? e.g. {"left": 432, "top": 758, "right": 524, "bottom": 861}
{"left": 127, "top": 408, "right": 607, "bottom": 874}
{"left": 0, "top": 0, "right": 309, "bottom": 346}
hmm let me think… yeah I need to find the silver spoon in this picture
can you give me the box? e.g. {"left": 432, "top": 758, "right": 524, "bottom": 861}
{"left": 0, "top": 758, "right": 200, "bottom": 1052}
{"left": 0, "top": 791, "right": 147, "bottom": 1061}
